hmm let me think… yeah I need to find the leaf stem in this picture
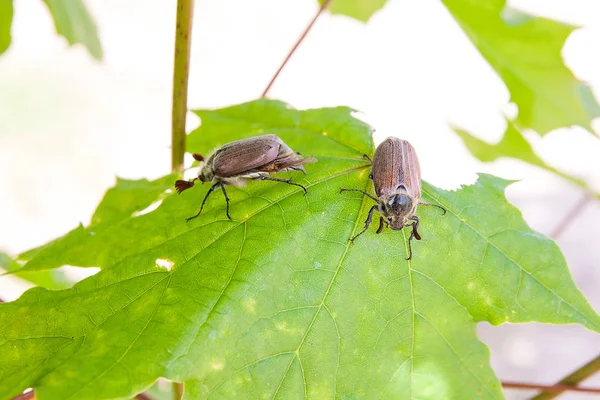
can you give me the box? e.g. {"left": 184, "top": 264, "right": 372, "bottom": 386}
{"left": 528, "top": 354, "right": 600, "bottom": 399}
{"left": 171, "top": 0, "right": 195, "bottom": 171}
{"left": 261, "top": 0, "right": 333, "bottom": 97}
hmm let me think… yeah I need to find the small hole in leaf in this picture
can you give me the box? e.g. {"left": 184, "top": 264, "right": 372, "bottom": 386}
{"left": 156, "top": 258, "right": 174, "bottom": 271}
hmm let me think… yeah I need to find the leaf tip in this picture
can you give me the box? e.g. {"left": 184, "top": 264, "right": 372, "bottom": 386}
{"left": 475, "top": 173, "right": 519, "bottom": 191}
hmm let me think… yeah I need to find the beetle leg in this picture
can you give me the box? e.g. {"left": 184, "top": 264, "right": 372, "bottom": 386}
{"left": 405, "top": 227, "right": 417, "bottom": 261}
{"left": 289, "top": 166, "right": 307, "bottom": 174}
{"left": 186, "top": 182, "right": 220, "bottom": 222}
{"left": 339, "top": 188, "right": 379, "bottom": 203}
{"left": 405, "top": 216, "right": 421, "bottom": 261}
{"left": 260, "top": 176, "right": 308, "bottom": 195}
{"left": 406, "top": 230, "right": 414, "bottom": 261}
{"left": 220, "top": 184, "right": 232, "bottom": 220}
{"left": 409, "top": 215, "right": 421, "bottom": 240}
{"left": 418, "top": 201, "right": 446, "bottom": 215}
{"left": 350, "top": 205, "right": 378, "bottom": 244}
{"left": 362, "top": 154, "right": 372, "bottom": 162}
{"left": 376, "top": 216, "right": 386, "bottom": 234}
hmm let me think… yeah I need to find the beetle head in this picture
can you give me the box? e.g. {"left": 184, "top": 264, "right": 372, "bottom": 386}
{"left": 380, "top": 193, "right": 416, "bottom": 230}
{"left": 196, "top": 161, "right": 213, "bottom": 183}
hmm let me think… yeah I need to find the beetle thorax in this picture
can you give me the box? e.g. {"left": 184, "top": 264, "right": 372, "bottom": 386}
{"left": 378, "top": 192, "right": 417, "bottom": 230}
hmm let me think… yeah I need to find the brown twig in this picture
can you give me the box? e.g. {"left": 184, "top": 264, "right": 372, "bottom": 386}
{"left": 503, "top": 381, "right": 600, "bottom": 394}
{"left": 171, "top": 0, "right": 195, "bottom": 171}
{"left": 261, "top": 0, "right": 333, "bottom": 97}
{"left": 528, "top": 354, "right": 600, "bottom": 399}
{"left": 549, "top": 193, "right": 592, "bottom": 239}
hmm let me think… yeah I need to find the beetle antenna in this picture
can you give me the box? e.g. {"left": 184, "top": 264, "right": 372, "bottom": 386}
{"left": 192, "top": 153, "right": 204, "bottom": 162}
{"left": 175, "top": 178, "right": 197, "bottom": 194}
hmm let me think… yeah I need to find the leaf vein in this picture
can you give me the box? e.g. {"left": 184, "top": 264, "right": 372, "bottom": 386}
{"left": 422, "top": 188, "right": 599, "bottom": 330}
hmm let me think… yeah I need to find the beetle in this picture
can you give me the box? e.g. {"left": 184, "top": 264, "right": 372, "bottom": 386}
{"left": 175, "top": 134, "right": 316, "bottom": 222}
{"left": 340, "top": 137, "right": 445, "bottom": 260}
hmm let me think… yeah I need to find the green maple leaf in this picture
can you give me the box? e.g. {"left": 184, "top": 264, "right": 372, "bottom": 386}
{"left": 0, "top": 0, "right": 12, "bottom": 55}
{"left": 2, "top": 100, "right": 599, "bottom": 399}
{"left": 0, "top": 252, "right": 73, "bottom": 290}
{"left": 0, "top": 0, "right": 101, "bottom": 59}
{"left": 453, "top": 119, "right": 599, "bottom": 199}
{"left": 42, "top": 0, "right": 103, "bottom": 60}
{"left": 442, "top": 0, "right": 600, "bottom": 135}
{"left": 317, "top": 0, "right": 387, "bottom": 22}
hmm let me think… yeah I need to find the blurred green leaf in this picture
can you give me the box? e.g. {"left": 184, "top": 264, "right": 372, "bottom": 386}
{"left": 453, "top": 119, "right": 598, "bottom": 199}
{"left": 442, "top": 0, "right": 600, "bottom": 135}
{"left": 0, "top": 252, "right": 19, "bottom": 273}
{"left": 318, "top": 0, "right": 387, "bottom": 22}
{"left": 0, "top": 0, "right": 12, "bottom": 54}
{"left": 91, "top": 176, "right": 178, "bottom": 225}
{"left": 18, "top": 174, "right": 178, "bottom": 271}
{"left": 0, "top": 252, "right": 73, "bottom": 290}
{"left": 42, "top": 0, "right": 103, "bottom": 60}
{"left": 2, "top": 100, "right": 599, "bottom": 399}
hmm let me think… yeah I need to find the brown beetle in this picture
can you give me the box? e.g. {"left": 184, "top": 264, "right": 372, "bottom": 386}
{"left": 175, "top": 134, "right": 316, "bottom": 222}
{"left": 340, "top": 137, "right": 445, "bottom": 260}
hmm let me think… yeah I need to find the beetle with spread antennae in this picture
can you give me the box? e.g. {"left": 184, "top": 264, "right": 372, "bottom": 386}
{"left": 175, "top": 134, "right": 316, "bottom": 222}
{"left": 340, "top": 137, "right": 446, "bottom": 260}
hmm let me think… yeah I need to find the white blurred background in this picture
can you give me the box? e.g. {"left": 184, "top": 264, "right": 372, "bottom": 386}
{"left": 0, "top": 0, "right": 599, "bottom": 398}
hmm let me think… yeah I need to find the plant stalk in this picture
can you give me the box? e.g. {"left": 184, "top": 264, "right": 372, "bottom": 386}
{"left": 171, "top": 0, "right": 195, "bottom": 171}
{"left": 261, "top": 0, "right": 332, "bottom": 97}
{"left": 171, "top": 1, "right": 194, "bottom": 398}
